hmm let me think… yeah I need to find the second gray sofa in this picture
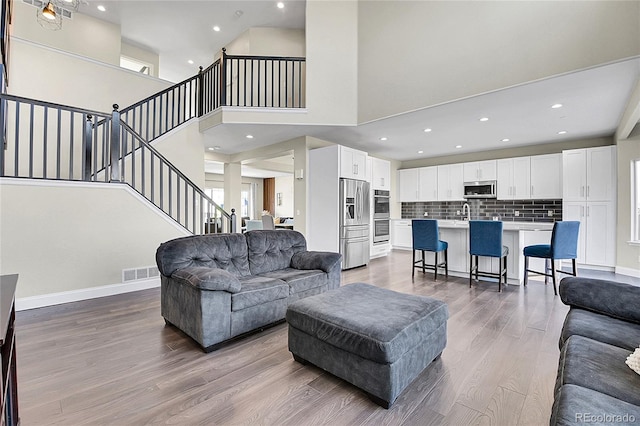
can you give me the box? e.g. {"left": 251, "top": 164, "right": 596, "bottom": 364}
{"left": 156, "top": 230, "right": 342, "bottom": 352}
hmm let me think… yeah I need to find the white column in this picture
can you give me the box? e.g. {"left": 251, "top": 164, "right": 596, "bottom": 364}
{"left": 223, "top": 162, "right": 242, "bottom": 222}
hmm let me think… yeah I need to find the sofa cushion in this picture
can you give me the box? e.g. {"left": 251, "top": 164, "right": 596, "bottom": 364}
{"left": 551, "top": 384, "right": 640, "bottom": 426}
{"left": 245, "top": 230, "right": 307, "bottom": 275}
{"left": 258, "top": 268, "right": 327, "bottom": 295}
{"left": 232, "top": 275, "right": 289, "bottom": 311}
{"left": 291, "top": 251, "right": 342, "bottom": 274}
{"left": 286, "top": 283, "right": 449, "bottom": 364}
{"left": 156, "top": 233, "right": 251, "bottom": 277}
{"left": 560, "top": 277, "right": 640, "bottom": 324}
{"left": 171, "top": 267, "right": 241, "bottom": 293}
{"left": 556, "top": 335, "right": 640, "bottom": 406}
{"left": 560, "top": 308, "right": 640, "bottom": 352}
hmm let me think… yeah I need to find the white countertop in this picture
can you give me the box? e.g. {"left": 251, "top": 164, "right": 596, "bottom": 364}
{"left": 392, "top": 218, "right": 554, "bottom": 232}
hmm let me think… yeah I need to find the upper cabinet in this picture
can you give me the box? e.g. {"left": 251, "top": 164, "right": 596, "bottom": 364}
{"left": 497, "top": 157, "right": 531, "bottom": 200}
{"left": 463, "top": 160, "right": 496, "bottom": 182}
{"left": 530, "top": 153, "right": 562, "bottom": 199}
{"left": 398, "top": 169, "right": 419, "bottom": 202}
{"left": 437, "top": 164, "right": 464, "bottom": 201}
{"left": 563, "top": 146, "right": 616, "bottom": 202}
{"left": 418, "top": 166, "right": 438, "bottom": 201}
{"left": 371, "top": 157, "right": 391, "bottom": 190}
{"left": 340, "top": 146, "right": 368, "bottom": 180}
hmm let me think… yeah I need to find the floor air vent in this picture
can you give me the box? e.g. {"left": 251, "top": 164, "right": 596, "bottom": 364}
{"left": 122, "top": 266, "right": 160, "bottom": 282}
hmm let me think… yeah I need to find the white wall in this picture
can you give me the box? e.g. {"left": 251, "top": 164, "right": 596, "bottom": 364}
{"left": 358, "top": 1, "right": 640, "bottom": 123}
{"left": 8, "top": 38, "right": 171, "bottom": 113}
{"left": 12, "top": 1, "right": 121, "bottom": 65}
{"left": 616, "top": 127, "right": 640, "bottom": 273}
{"left": 121, "top": 41, "right": 160, "bottom": 78}
{"left": 0, "top": 179, "right": 189, "bottom": 299}
{"left": 225, "top": 27, "right": 305, "bottom": 57}
{"left": 153, "top": 121, "right": 206, "bottom": 189}
{"left": 275, "top": 174, "right": 294, "bottom": 217}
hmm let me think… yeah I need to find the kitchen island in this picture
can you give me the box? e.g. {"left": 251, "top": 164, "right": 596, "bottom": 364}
{"left": 391, "top": 219, "right": 555, "bottom": 285}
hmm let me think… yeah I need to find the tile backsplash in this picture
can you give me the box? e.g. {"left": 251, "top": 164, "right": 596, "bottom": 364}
{"left": 401, "top": 199, "right": 562, "bottom": 222}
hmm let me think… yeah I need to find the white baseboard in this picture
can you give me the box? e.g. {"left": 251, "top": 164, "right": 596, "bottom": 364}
{"left": 16, "top": 278, "right": 161, "bottom": 311}
{"left": 615, "top": 266, "right": 640, "bottom": 278}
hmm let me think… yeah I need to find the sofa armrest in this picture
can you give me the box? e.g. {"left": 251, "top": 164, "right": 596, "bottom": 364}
{"left": 291, "top": 251, "right": 342, "bottom": 274}
{"left": 171, "top": 267, "right": 242, "bottom": 293}
{"left": 559, "top": 277, "right": 640, "bottom": 324}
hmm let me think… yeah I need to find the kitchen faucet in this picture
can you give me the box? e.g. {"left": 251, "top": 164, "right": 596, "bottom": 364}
{"left": 462, "top": 203, "right": 471, "bottom": 221}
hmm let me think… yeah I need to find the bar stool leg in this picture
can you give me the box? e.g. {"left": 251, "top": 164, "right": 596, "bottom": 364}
{"left": 524, "top": 256, "right": 529, "bottom": 286}
{"left": 444, "top": 249, "right": 448, "bottom": 278}
{"left": 544, "top": 258, "right": 550, "bottom": 285}
{"left": 469, "top": 255, "right": 473, "bottom": 287}
{"left": 551, "top": 259, "right": 558, "bottom": 296}
{"left": 572, "top": 258, "right": 577, "bottom": 277}
{"left": 434, "top": 251, "right": 438, "bottom": 281}
{"left": 412, "top": 249, "right": 415, "bottom": 278}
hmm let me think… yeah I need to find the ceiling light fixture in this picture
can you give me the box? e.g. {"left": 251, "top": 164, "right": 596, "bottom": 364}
{"left": 37, "top": 1, "right": 62, "bottom": 30}
{"left": 551, "top": 103, "right": 563, "bottom": 109}
{"left": 213, "top": 25, "right": 221, "bottom": 32}
{"left": 97, "top": 5, "right": 106, "bottom": 12}
{"left": 455, "top": 145, "right": 462, "bottom": 149}
{"left": 188, "top": 60, "right": 194, "bottom": 64}
{"left": 479, "top": 117, "right": 489, "bottom": 122}
{"left": 246, "top": 135, "right": 254, "bottom": 139}
{"left": 214, "top": 146, "right": 221, "bottom": 150}
{"left": 424, "top": 128, "right": 432, "bottom": 133}
{"left": 558, "top": 131, "right": 567, "bottom": 135}
{"left": 277, "top": 2, "right": 285, "bottom": 8}
{"left": 380, "top": 137, "right": 388, "bottom": 141}
{"left": 501, "top": 138, "right": 510, "bottom": 142}
{"left": 417, "top": 150, "right": 424, "bottom": 154}
{"left": 207, "top": 147, "right": 215, "bottom": 151}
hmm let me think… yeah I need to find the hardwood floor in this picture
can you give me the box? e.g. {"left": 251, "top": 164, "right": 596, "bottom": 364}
{"left": 16, "top": 250, "right": 581, "bottom": 425}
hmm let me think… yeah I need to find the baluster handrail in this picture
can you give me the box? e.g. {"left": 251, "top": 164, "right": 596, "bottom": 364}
{"left": 120, "top": 74, "right": 199, "bottom": 117}
{"left": 223, "top": 53, "right": 306, "bottom": 62}
{"left": 0, "top": 93, "right": 110, "bottom": 118}
{"left": 119, "top": 120, "right": 233, "bottom": 224}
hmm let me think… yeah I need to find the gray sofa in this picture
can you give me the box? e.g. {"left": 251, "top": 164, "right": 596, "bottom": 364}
{"left": 551, "top": 277, "right": 640, "bottom": 425}
{"left": 156, "top": 230, "right": 342, "bottom": 352}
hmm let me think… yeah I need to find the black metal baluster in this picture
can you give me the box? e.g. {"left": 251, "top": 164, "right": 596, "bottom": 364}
{"left": 28, "top": 103, "right": 34, "bottom": 178}
{"left": 69, "top": 112, "right": 74, "bottom": 180}
{"left": 56, "top": 108, "right": 61, "bottom": 179}
{"left": 42, "top": 106, "right": 48, "bottom": 178}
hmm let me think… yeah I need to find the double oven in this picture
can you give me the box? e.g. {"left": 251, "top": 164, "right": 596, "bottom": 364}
{"left": 373, "top": 189, "right": 390, "bottom": 243}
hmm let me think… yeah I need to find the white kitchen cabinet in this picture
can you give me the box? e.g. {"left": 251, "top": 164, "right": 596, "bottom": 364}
{"left": 371, "top": 157, "right": 390, "bottom": 190}
{"left": 497, "top": 157, "right": 531, "bottom": 200}
{"left": 418, "top": 166, "right": 438, "bottom": 201}
{"left": 339, "top": 146, "right": 367, "bottom": 180}
{"left": 398, "top": 169, "right": 419, "bottom": 202}
{"left": 530, "top": 153, "right": 562, "bottom": 199}
{"left": 437, "top": 164, "right": 464, "bottom": 201}
{"left": 563, "top": 201, "right": 616, "bottom": 267}
{"left": 563, "top": 146, "right": 616, "bottom": 202}
{"left": 392, "top": 220, "right": 413, "bottom": 249}
{"left": 463, "top": 160, "right": 497, "bottom": 182}
{"left": 439, "top": 228, "right": 468, "bottom": 272}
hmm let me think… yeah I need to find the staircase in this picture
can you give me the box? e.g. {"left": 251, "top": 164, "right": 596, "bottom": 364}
{"left": 0, "top": 50, "right": 306, "bottom": 235}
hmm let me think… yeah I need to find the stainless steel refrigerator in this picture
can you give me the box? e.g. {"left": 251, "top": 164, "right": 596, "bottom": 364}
{"left": 339, "top": 178, "right": 370, "bottom": 269}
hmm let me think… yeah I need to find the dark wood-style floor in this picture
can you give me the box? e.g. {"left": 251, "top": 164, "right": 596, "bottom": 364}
{"left": 16, "top": 251, "right": 596, "bottom": 425}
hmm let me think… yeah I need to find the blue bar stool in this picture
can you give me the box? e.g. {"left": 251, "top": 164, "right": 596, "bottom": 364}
{"left": 523, "top": 221, "right": 580, "bottom": 295}
{"left": 412, "top": 219, "right": 448, "bottom": 280}
{"left": 469, "top": 220, "right": 509, "bottom": 292}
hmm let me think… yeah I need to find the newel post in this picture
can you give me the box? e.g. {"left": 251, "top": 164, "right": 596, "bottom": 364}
{"left": 83, "top": 114, "right": 93, "bottom": 181}
{"left": 109, "top": 104, "right": 121, "bottom": 182}
{"left": 197, "top": 66, "right": 204, "bottom": 117}
{"left": 230, "top": 208, "right": 236, "bottom": 233}
{"left": 219, "top": 47, "right": 227, "bottom": 107}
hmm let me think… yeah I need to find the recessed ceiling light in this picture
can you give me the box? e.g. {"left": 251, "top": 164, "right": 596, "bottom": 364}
{"left": 558, "top": 130, "right": 567, "bottom": 135}
{"left": 455, "top": 145, "right": 462, "bottom": 149}
{"left": 417, "top": 150, "right": 424, "bottom": 154}
{"left": 380, "top": 137, "right": 388, "bottom": 141}
{"left": 213, "top": 25, "right": 221, "bottom": 32}
{"left": 235, "top": 10, "right": 244, "bottom": 17}
{"left": 551, "top": 103, "right": 563, "bottom": 109}
{"left": 277, "top": 2, "right": 285, "bottom": 8}
{"left": 423, "top": 128, "right": 432, "bottom": 133}
{"left": 208, "top": 147, "right": 214, "bottom": 151}
{"left": 214, "top": 146, "right": 221, "bottom": 150}
{"left": 97, "top": 5, "right": 106, "bottom": 11}
{"left": 501, "top": 138, "right": 510, "bottom": 142}
{"left": 188, "top": 60, "right": 194, "bottom": 65}
{"left": 479, "top": 117, "right": 489, "bottom": 122}
{"left": 246, "top": 135, "right": 254, "bottom": 139}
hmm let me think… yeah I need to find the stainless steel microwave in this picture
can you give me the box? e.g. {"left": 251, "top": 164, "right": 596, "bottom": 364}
{"left": 463, "top": 180, "right": 497, "bottom": 198}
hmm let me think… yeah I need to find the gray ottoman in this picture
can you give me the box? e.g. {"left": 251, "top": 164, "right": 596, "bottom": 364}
{"left": 286, "top": 282, "right": 449, "bottom": 408}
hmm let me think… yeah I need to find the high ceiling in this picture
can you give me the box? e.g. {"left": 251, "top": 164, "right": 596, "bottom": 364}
{"left": 79, "top": 1, "right": 639, "bottom": 168}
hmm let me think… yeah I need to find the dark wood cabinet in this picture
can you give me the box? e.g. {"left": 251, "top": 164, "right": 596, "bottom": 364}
{"left": 0, "top": 275, "right": 18, "bottom": 426}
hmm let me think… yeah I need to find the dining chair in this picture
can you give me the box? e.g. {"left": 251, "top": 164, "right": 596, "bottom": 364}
{"left": 262, "top": 215, "right": 275, "bottom": 230}
{"left": 523, "top": 221, "right": 580, "bottom": 295}
{"left": 412, "top": 219, "right": 448, "bottom": 280}
{"left": 469, "top": 220, "right": 508, "bottom": 292}
{"left": 245, "top": 220, "right": 263, "bottom": 231}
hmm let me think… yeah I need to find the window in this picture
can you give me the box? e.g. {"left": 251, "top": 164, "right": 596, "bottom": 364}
{"left": 203, "top": 183, "right": 255, "bottom": 219}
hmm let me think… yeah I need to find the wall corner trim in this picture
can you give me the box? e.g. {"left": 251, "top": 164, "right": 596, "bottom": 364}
{"left": 614, "top": 266, "right": 640, "bottom": 279}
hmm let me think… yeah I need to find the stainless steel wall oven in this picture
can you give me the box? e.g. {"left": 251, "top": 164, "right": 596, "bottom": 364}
{"left": 373, "top": 218, "right": 390, "bottom": 243}
{"left": 373, "top": 189, "right": 390, "bottom": 219}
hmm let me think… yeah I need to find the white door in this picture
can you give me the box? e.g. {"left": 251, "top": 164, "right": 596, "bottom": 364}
{"left": 449, "top": 164, "right": 465, "bottom": 200}
{"left": 372, "top": 158, "right": 390, "bottom": 190}
{"left": 563, "top": 202, "right": 586, "bottom": 263}
{"left": 496, "top": 159, "right": 513, "bottom": 200}
{"left": 340, "top": 147, "right": 354, "bottom": 179}
{"left": 531, "top": 154, "right": 562, "bottom": 199}
{"left": 437, "top": 165, "right": 451, "bottom": 201}
{"left": 586, "top": 146, "right": 615, "bottom": 202}
{"left": 418, "top": 166, "right": 438, "bottom": 201}
{"left": 584, "top": 202, "right": 615, "bottom": 266}
{"left": 439, "top": 228, "right": 468, "bottom": 272}
{"left": 477, "top": 160, "right": 497, "bottom": 181}
{"left": 463, "top": 162, "right": 479, "bottom": 182}
{"left": 398, "top": 169, "right": 419, "bottom": 202}
{"left": 352, "top": 149, "right": 367, "bottom": 180}
{"left": 513, "top": 157, "right": 531, "bottom": 199}
{"left": 563, "top": 149, "right": 587, "bottom": 201}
